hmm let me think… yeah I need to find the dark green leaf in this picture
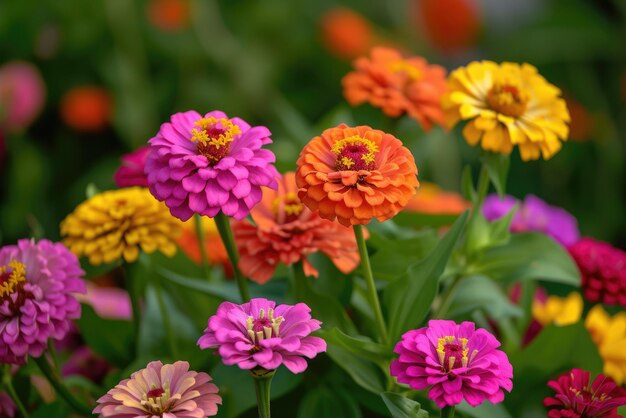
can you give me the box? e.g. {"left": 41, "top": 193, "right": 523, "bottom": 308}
{"left": 461, "top": 165, "right": 476, "bottom": 201}
{"left": 322, "top": 327, "right": 392, "bottom": 364}
{"left": 299, "top": 275, "right": 357, "bottom": 334}
{"left": 446, "top": 275, "right": 523, "bottom": 320}
{"left": 76, "top": 305, "right": 133, "bottom": 367}
{"left": 370, "top": 231, "right": 439, "bottom": 280}
{"left": 381, "top": 392, "right": 429, "bottom": 418}
{"left": 384, "top": 211, "right": 469, "bottom": 343}
{"left": 456, "top": 400, "right": 513, "bottom": 418}
{"left": 481, "top": 152, "right": 510, "bottom": 197}
{"left": 298, "top": 386, "right": 362, "bottom": 418}
{"left": 325, "top": 344, "right": 386, "bottom": 394}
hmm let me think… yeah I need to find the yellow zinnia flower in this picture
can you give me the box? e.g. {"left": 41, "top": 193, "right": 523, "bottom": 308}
{"left": 61, "top": 187, "right": 181, "bottom": 265}
{"left": 442, "top": 61, "right": 570, "bottom": 161}
{"left": 532, "top": 292, "right": 583, "bottom": 327}
{"left": 585, "top": 304, "right": 626, "bottom": 384}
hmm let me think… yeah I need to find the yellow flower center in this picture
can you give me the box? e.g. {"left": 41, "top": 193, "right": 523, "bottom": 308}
{"left": 0, "top": 260, "right": 26, "bottom": 299}
{"left": 436, "top": 336, "right": 477, "bottom": 372}
{"left": 271, "top": 192, "right": 304, "bottom": 223}
{"left": 388, "top": 60, "right": 423, "bottom": 82}
{"left": 486, "top": 83, "right": 529, "bottom": 118}
{"left": 142, "top": 385, "right": 171, "bottom": 414}
{"left": 246, "top": 308, "right": 285, "bottom": 347}
{"left": 331, "top": 135, "right": 378, "bottom": 171}
{"left": 190, "top": 117, "right": 241, "bottom": 164}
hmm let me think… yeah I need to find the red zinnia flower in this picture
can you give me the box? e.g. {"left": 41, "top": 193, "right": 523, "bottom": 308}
{"left": 320, "top": 7, "right": 374, "bottom": 60}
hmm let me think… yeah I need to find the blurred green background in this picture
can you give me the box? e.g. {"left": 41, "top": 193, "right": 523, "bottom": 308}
{"left": 1, "top": 0, "right": 625, "bottom": 247}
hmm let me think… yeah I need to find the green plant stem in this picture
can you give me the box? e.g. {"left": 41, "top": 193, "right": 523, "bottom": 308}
{"left": 122, "top": 265, "right": 142, "bottom": 354}
{"left": 154, "top": 275, "right": 178, "bottom": 358}
{"left": 251, "top": 370, "right": 274, "bottom": 418}
{"left": 290, "top": 261, "right": 307, "bottom": 302}
{"left": 215, "top": 212, "right": 250, "bottom": 301}
{"left": 474, "top": 164, "right": 491, "bottom": 211}
{"left": 441, "top": 405, "right": 455, "bottom": 418}
{"left": 433, "top": 275, "right": 462, "bottom": 319}
{"left": 33, "top": 356, "right": 92, "bottom": 416}
{"left": 3, "top": 365, "right": 30, "bottom": 418}
{"left": 354, "top": 224, "right": 389, "bottom": 345}
{"left": 194, "top": 214, "right": 212, "bottom": 281}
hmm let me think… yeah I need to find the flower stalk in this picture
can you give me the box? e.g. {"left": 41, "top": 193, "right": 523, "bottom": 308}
{"left": 33, "top": 356, "right": 92, "bottom": 416}
{"left": 251, "top": 369, "right": 275, "bottom": 418}
{"left": 215, "top": 212, "right": 250, "bottom": 301}
{"left": 441, "top": 405, "right": 455, "bottom": 418}
{"left": 3, "top": 365, "right": 30, "bottom": 418}
{"left": 354, "top": 224, "right": 389, "bottom": 345}
{"left": 194, "top": 213, "right": 213, "bottom": 281}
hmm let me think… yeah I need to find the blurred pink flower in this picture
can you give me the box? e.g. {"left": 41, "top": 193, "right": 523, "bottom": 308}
{"left": 0, "top": 392, "right": 16, "bottom": 418}
{"left": 0, "top": 61, "right": 45, "bottom": 133}
{"left": 62, "top": 345, "right": 110, "bottom": 384}
{"left": 113, "top": 146, "right": 150, "bottom": 187}
{"left": 78, "top": 284, "right": 131, "bottom": 320}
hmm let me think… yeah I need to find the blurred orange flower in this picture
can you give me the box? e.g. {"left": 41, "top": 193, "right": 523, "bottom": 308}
{"left": 342, "top": 47, "right": 447, "bottom": 130}
{"left": 403, "top": 182, "right": 470, "bottom": 215}
{"left": 296, "top": 124, "right": 419, "bottom": 226}
{"left": 60, "top": 86, "right": 112, "bottom": 133}
{"left": 232, "top": 172, "right": 360, "bottom": 284}
{"left": 320, "top": 7, "right": 373, "bottom": 60}
{"left": 147, "top": 0, "right": 190, "bottom": 32}
{"left": 413, "top": 0, "right": 481, "bottom": 52}
{"left": 566, "top": 98, "right": 593, "bottom": 142}
{"left": 177, "top": 217, "right": 232, "bottom": 276}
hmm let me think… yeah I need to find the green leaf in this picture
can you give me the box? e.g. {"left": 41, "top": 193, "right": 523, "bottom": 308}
{"left": 384, "top": 211, "right": 469, "bottom": 343}
{"left": 456, "top": 400, "right": 513, "bottom": 418}
{"left": 325, "top": 344, "right": 386, "bottom": 394}
{"left": 481, "top": 152, "right": 510, "bottom": 197}
{"left": 446, "top": 275, "right": 523, "bottom": 320}
{"left": 76, "top": 305, "right": 133, "bottom": 367}
{"left": 299, "top": 386, "right": 362, "bottom": 418}
{"left": 321, "top": 327, "right": 392, "bottom": 364}
{"left": 381, "top": 392, "right": 429, "bottom": 418}
{"left": 461, "top": 165, "right": 476, "bottom": 201}
{"left": 389, "top": 211, "right": 463, "bottom": 230}
{"left": 299, "top": 275, "right": 357, "bottom": 334}
{"left": 468, "top": 232, "right": 580, "bottom": 285}
{"left": 370, "top": 231, "right": 439, "bottom": 280}
{"left": 465, "top": 208, "right": 515, "bottom": 257}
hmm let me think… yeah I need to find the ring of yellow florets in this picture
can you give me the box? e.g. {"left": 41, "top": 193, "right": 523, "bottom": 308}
{"left": 486, "top": 82, "right": 529, "bottom": 118}
{"left": 331, "top": 135, "right": 379, "bottom": 172}
{"left": 271, "top": 192, "right": 304, "bottom": 223}
{"left": 388, "top": 60, "right": 423, "bottom": 82}
{"left": 246, "top": 308, "right": 285, "bottom": 350}
{"left": 0, "top": 260, "right": 26, "bottom": 299}
{"left": 436, "top": 336, "right": 478, "bottom": 372}
{"left": 191, "top": 117, "right": 241, "bottom": 163}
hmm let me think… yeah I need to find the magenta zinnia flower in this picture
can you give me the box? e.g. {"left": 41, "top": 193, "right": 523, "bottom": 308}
{"left": 62, "top": 346, "right": 110, "bottom": 384}
{"left": 390, "top": 319, "right": 513, "bottom": 408}
{"left": 94, "top": 360, "right": 221, "bottom": 417}
{"left": 113, "top": 145, "right": 150, "bottom": 187}
{"left": 0, "top": 392, "right": 16, "bottom": 418}
{"left": 145, "top": 110, "right": 280, "bottom": 221}
{"left": 483, "top": 194, "right": 579, "bottom": 247}
{"left": 544, "top": 368, "right": 626, "bottom": 417}
{"left": 0, "top": 239, "right": 85, "bottom": 364}
{"left": 569, "top": 238, "right": 626, "bottom": 307}
{"left": 198, "top": 298, "right": 326, "bottom": 373}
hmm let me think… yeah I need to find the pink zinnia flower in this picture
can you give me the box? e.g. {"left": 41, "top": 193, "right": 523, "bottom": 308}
{"left": 0, "top": 61, "right": 45, "bottom": 133}
{"left": 77, "top": 283, "right": 132, "bottom": 320}
{"left": 0, "top": 392, "right": 16, "bottom": 418}
{"left": 390, "top": 319, "right": 513, "bottom": 408}
{"left": 94, "top": 360, "right": 221, "bottom": 417}
{"left": 145, "top": 110, "right": 279, "bottom": 221}
{"left": 0, "top": 239, "right": 85, "bottom": 364}
{"left": 544, "top": 368, "right": 626, "bottom": 418}
{"left": 198, "top": 298, "right": 326, "bottom": 373}
{"left": 569, "top": 238, "right": 626, "bottom": 307}
{"left": 113, "top": 146, "right": 150, "bottom": 187}
{"left": 62, "top": 345, "right": 110, "bottom": 384}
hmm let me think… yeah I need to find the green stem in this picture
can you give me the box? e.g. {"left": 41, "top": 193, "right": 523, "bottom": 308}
{"left": 354, "top": 224, "right": 389, "bottom": 345}
{"left": 214, "top": 212, "right": 250, "bottom": 301}
{"left": 194, "top": 214, "right": 212, "bottom": 281}
{"left": 3, "top": 365, "right": 30, "bottom": 418}
{"left": 441, "top": 405, "right": 455, "bottom": 418}
{"left": 474, "top": 164, "right": 490, "bottom": 211}
{"left": 433, "top": 275, "right": 463, "bottom": 319}
{"left": 33, "top": 356, "right": 92, "bottom": 416}
{"left": 251, "top": 370, "right": 274, "bottom": 418}
{"left": 154, "top": 275, "right": 178, "bottom": 358}
{"left": 290, "top": 261, "right": 307, "bottom": 302}
{"left": 123, "top": 265, "right": 142, "bottom": 354}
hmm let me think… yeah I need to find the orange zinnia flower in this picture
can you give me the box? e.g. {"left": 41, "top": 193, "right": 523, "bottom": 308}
{"left": 232, "top": 172, "right": 360, "bottom": 284}
{"left": 404, "top": 182, "right": 470, "bottom": 215}
{"left": 413, "top": 0, "right": 481, "bottom": 52}
{"left": 296, "top": 124, "right": 419, "bottom": 226}
{"left": 320, "top": 7, "right": 373, "bottom": 60}
{"left": 177, "top": 218, "right": 232, "bottom": 276}
{"left": 342, "top": 47, "right": 447, "bottom": 131}
{"left": 60, "top": 86, "right": 112, "bottom": 133}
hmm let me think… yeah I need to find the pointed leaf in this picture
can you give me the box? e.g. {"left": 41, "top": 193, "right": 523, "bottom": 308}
{"left": 381, "top": 392, "right": 429, "bottom": 418}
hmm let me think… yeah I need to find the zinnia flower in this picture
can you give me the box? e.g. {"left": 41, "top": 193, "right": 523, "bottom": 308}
{"left": 532, "top": 292, "right": 583, "bottom": 327}
{"left": 0, "top": 239, "right": 85, "bottom": 364}
{"left": 0, "top": 392, "right": 16, "bottom": 418}
{"left": 77, "top": 283, "right": 132, "bottom": 320}
{"left": 145, "top": 110, "right": 279, "bottom": 221}
{"left": 569, "top": 238, "right": 626, "bottom": 307}
{"left": 0, "top": 61, "right": 45, "bottom": 133}
{"left": 177, "top": 217, "right": 232, "bottom": 275}
{"left": 342, "top": 47, "right": 447, "bottom": 130}
{"left": 483, "top": 194, "right": 579, "bottom": 247}
{"left": 585, "top": 305, "right": 626, "bottom": 385}
{"left": 113, "top": 146, "right": 150, "bottom": 187}
{"left": 94, "top": 360, "right": 221, "bottom": 417}
{"left": 412, "top": 0, "right": 481, "bottom": 52}
{"left": 233, "top": 172, "right": 361, "bottom": 284}
{"left": 403, "top": 181, "right": 470, "bottom": 215}
{"left": 442, "top": 61, "right": 570, "bottom": 161}
{"left": 147, "top": 0, "right": 190, "bottom": 32}
{"left": 320, "top": 7, "right": 373, "bottom": 60}
{"left": 390, "top": 319, "right": 513, "bottom": 408}
{"left": 60, "top": 86, "right": 112, "bottom": 133}
{"left": 60, "top": 187, "right": 181, "bottom": 265}
{"left": 296, "top": 124, "right": 419, "bottom": 226}
{"left": 62, "top": 346, "right": 110, "bottom": 384}
{"left": 544, "top": 368, "right": 626, "bottom": 418}
{"left": 198, "top": 298, "right": 326, "bottom": 373}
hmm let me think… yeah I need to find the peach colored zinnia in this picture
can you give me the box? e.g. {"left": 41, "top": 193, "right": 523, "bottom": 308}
{"left": 342, "top": 47, "right": 447, "bottom": 130}
{"left": 233, "top": 172, "right": 360, "bottom": 284}
{"left": 94, "top": 360, "right": 221, "bottom": 417}
{"left": 296, "top": 124, "right": 419, "bottom": 226}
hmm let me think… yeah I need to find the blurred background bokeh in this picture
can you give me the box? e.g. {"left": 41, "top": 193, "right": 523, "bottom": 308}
{"left": 1, "top": 0, "right": 625, "bottom": 247}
